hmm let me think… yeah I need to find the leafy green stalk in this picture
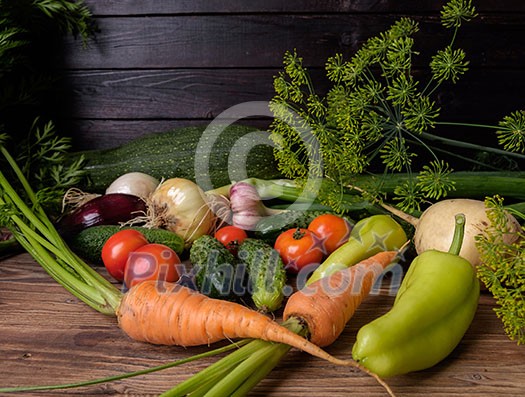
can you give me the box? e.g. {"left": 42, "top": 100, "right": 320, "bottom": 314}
{"left": 161, "top": 318, "right": 306, "bottom": 397}
{"left": 160, "top": 339, "right": 282, "bottom": 396}
{"left": 0, "top": 142, "right": 121, "bottom": 314}
{"left": 247, "top": 173, "right": 525, "bottom": 212}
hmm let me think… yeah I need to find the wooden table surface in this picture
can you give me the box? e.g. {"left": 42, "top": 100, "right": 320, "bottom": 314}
{"left": 1, "top": 253, "right": 524, "bottom": 396}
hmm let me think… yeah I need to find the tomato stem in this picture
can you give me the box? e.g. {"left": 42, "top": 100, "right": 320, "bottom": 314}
{"left": 292, "top": 227, "right": 306, "bottom": 240}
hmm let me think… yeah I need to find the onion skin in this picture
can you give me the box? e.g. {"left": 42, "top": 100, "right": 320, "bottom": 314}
{"left": 149, "top": 178, "right": 214, "bottom": 247}
{"left": 105, "top": 172, "right": 159, "bottom": 198}
{"left": 57, "top": 193, "right": 147, "bottom": 236}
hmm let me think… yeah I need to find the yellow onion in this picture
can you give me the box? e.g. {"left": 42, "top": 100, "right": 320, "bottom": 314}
{"left": 149, "top": 178, "right": 215, "bottom": 247}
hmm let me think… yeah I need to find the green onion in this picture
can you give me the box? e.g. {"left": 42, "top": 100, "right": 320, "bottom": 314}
{"left": 161, "top": 318, "right": 306, "bottom": 397}
{"left": 0, "top": 144, "right": 121, "bottom": 314}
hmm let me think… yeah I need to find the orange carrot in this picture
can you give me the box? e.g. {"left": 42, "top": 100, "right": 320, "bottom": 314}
{"left": 118, "top": 280, "right": 360, "bottom": 367}
{"left": 283, "top": 250, "right": 399, "bottom": 347}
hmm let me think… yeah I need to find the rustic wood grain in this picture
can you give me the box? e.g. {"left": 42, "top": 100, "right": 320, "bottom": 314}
{"left": 52, "top": 68, "right": 523, "bottom": 120}
{"left": 1, "top": 254, "right": 524, "bottom": 396}
{"left": 81, "top": 0, "right": 525, "bottom": 15}
{"left": 50, "top": 66, "right": 524, "bottom": 150}
{"left": 46, "top": 2, "right": 525, "bottom": 152}
{"left": 57, "top": 14, "right": 525, "bottom": 69}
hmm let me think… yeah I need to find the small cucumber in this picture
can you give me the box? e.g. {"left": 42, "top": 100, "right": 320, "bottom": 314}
{"left": 237, "top": 238, "right": 287, "bottom": 313}
{"left": 70, "top": 225, "right": 185, "bottom": 264}
{"left": 189, "top": 234, "right": 238, "bottom": 299}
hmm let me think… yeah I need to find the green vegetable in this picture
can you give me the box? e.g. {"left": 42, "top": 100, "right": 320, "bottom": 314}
{"left": 352, "top": 214, "right": 480, "bottom": 377}
{"left": 237, "top": 238, "right": 287, "bottom": 312}
{"left": 162, "top": 212, "right": 405, "bottom": 396}
{"left": 189, "top": 234, "right": 238, "bottom": 298}
{"left": 476, "top": 196, "right": 525, "bottom": 344}
{"left": 69, "top": 125, "right": 283, "bottom": 193}
{"left": 0, "top": 139, "right": 121, "bottom": 315}
{"left": 70, "top": 225, "right": 185, "bottom": 264}
{"left": 268, "top": 0, "right": 525, "bottom": 213}
{"left": 307, "top": 214, "right": 408, "bottom": 285}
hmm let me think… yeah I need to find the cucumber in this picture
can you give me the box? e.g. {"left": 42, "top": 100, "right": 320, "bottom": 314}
{"left": 69, "top": 124, "right": 283, "bottom": 193}
{"left": 69, "top": 225, "right": 185, "bottom": 264}
{"left": 189, "top": 234, "right": 238, "bottom": 299}
{"left": 237, "top": 238, "right": 287, "bottom": 313}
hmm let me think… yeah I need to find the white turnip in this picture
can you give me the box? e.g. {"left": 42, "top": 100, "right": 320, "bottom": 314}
{"left": 386, "top": 198, "right": 521, "bottom": 269}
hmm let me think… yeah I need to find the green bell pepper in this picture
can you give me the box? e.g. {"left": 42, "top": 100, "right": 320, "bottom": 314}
{"left": 352, "top": 214, "right": 480, "bottom": 377}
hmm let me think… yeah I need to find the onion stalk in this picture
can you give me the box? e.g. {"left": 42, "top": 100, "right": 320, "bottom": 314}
{"left": 243, "top": 173, "right": 525, "bottom": 205}
{"left": 0, "top": 145, "right": 122, "bottom": 314}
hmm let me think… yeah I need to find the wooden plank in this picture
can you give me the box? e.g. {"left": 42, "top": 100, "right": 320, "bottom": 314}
{"left": 49, "top": 68, "right": 524, "bottom": 120}
{"left": 50, "top": 65, "right": 524, "bottom": 151}
{"left": 82, "top": 0, "right": 525, "bottom": 16}
{"left": 57, "top": 13, "right": 525, "bottom": 69}
{"left": 1, "top": 254, "right": 524, "bottom": 396}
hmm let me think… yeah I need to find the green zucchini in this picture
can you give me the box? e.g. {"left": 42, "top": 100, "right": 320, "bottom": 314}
{"left": 237, "top": 238, "right": 287, "bottom": 313}
{"left": 69, "top": 124, "right": 283, "bottom": 193}
{"left": 69, "top": 225, "right": 185, "bottom": 265}
{"left": 189, "top": 234, "right": 238, "bottom": 299}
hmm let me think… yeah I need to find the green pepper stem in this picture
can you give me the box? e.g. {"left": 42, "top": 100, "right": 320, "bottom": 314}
{"left": 448, "top": 213, "right": 466, "bottom": 256}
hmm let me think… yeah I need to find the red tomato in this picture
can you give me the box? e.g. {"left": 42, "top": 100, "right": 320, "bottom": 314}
{"left": 215, "top": 225, "right": 248, "bottom": 255}
{"left": 308, "top": 214, "right": 352, "bottom": 255}
{"left": 274, "top": 228, "right": 324, "bottom": 274}
{"left": 101, "top": 229, "right": 148, "bottom": 281}
{"left": 124, "top": 243, "right": 182, "bottom": 288}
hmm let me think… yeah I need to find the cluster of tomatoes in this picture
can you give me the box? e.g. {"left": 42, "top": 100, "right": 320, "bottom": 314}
{"left": 274, "top": 213, "right": 352, "bottom": 274}
{"left": 101, "top": 230, "right": 182, "bottom": 287}
{"left": 214, "top": 213, "right": 352, "bottom": 275}
{"left": 102, "top": 213, "right": 351, "bottom": 287}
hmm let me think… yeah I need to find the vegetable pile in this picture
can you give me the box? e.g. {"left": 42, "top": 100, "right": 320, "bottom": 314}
{"left": 1, "top": 0, "right": 525, "bottom": 396}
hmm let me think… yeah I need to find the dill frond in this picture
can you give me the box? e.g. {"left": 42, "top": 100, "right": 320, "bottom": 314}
{"left": 269, "top": 0, "right": 522, "bottom": 212}
{"left": 497, "top": 111, "right": 525, "bottom": 154}
{"left": 476, "top": 196, "right": 525, "bottom": 344}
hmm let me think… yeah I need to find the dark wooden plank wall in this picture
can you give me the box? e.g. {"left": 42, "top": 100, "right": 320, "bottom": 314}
{"left": 48, "top": 0, "right": 525, "bottom": 150}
